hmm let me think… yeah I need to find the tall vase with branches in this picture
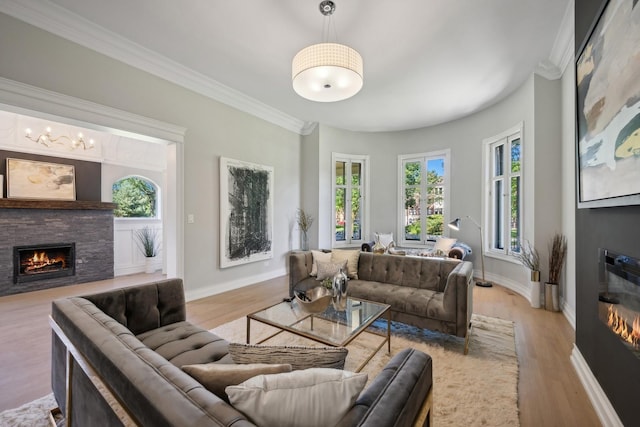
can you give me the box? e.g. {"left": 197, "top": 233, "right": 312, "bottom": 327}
{"left": 545, "top": 233, "right": 567, "bottom": 312}
{"left": 296, "top": 208, "right": 313, "bottom": 251}
{"left": 515, "top": 240, "right": 542, "bottom": 308}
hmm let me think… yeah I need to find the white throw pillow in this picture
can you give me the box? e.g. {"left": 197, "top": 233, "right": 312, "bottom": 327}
{"left": 310, "top": 250, "right": 332, "bottom": 276}
{"left": 376, "top": 232, "right": 394, "bottom": 248}
{"left": 226, "top": 368, "right": 368, "bottom": 427}
{"left": 433, "top": 237, "right": 457, "bottom": 253}
{"left": 331, "top": 249, "right": 360, "bottom": 279}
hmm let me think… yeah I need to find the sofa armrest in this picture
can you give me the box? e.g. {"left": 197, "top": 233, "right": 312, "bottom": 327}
{"left": 442, "top": 261, "right": 474, "bottom": 337}
{"left": 289, "top": 251, "right": 314, "bottom": 297}
{"left": 336, "top": 348, "right": 433, "bottom": 427}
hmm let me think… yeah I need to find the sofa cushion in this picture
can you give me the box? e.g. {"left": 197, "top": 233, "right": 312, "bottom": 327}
{"left": 348, "top": 280, "right": 453, "bottom": 322}
{"left": 226, "top": 368, "right": 367, "bottom": 427}
{"left": 229, "top": 343, "right": 348, "bottom": 370}
{"left": 433, "top": 237, "right": 457, "bottom": 253}
{"left": 182, "top": 363, "right": 292, "bottom": 401}
{"left": 137, "top": 321, "right": 231, "bottom": 367}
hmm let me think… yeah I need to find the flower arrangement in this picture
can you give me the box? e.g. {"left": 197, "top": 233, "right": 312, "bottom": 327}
{"left": 515, "top": 240, "right": 540, "bottom": 272}
{"left": 296, "top": 208, "right": 314, "bottom": 232}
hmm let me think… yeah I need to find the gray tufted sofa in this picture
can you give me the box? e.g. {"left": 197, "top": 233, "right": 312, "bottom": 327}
{"left": 50, "top": 278, "right": 434, "bottom": 426}
{"left": 290, "top": 251, "right": 474, "bottom": 352}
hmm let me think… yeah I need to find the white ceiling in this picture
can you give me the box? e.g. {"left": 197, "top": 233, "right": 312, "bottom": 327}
{"left": 1, "top": 0, "right": 573, "bottom": 133}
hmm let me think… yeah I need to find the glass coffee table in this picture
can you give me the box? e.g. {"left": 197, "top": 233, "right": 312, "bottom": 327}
{"left": 247, "top": 297, "right": 391, "bottom": 372}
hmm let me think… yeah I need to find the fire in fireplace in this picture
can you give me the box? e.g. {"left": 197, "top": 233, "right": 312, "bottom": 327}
{"left": 598, "top": 248, "right": 640, "bottom": 359}
{"left": 13, "top": 243, "right": 75, "bottom": 284}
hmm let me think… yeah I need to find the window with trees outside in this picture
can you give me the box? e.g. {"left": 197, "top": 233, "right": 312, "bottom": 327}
{"left": 112, "top": 176, "right": 159, "bottom": 218}
{"left": 484, "top": 125, "right": 522, "bottom": 257}
{"left": 398, "top": 150, "right": 450, "bottom": 246}
{"left": 332, "top": 153, "right": 368, "bottom": 247}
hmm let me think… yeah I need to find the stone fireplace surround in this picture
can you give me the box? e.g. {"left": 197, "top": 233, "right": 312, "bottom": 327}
{"left": 0, "top": 200, "right": 115, "bottom": 297}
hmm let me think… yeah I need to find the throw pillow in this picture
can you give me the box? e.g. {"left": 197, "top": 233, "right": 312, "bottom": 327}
{"left": 228, "top": 342, "right": 348, "bottom": 370}
{"left": 226, "top": 368, "right": 368, "bottom": 427}
{"left": 310, "top": 250, "right": 332, "bottom": 276}
{"left": 181, "top": 363, "right": 292, "bottom": 401}
{"left": 433, "top": 237, "right": 457, "bottom": 253}
{"left": 331, "top": 249, "right": 360, "bottom": 279}
{"left": 316, "top": 260, "right": 348, "bottom": 281}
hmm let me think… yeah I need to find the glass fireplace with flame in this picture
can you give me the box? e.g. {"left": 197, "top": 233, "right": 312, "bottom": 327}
{"left": 598, "top": 248, "right": 640, "bottom": 359}
{"left": 13, "top": 243, "right": 76, "bottom": 284}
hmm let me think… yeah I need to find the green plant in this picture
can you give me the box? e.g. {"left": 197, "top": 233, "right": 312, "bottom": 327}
{"left": 135, "top": 226, "right": 159, "bottom": 258}
{"left": 547, "top": 233, "right": 567, "bottom": 284}
{"left": 515, "top": 240, "right": 540, "bottom": 271}
{"left": 296, "top": 208, "right": 314, "bottom": 232}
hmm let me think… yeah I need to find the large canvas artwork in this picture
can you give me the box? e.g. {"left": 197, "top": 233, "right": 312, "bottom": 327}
{"left": 220, "top": 157, "right": 274, "bottom": 268}
{"left": 6, "top": 158, "right": 76, "bottom": 200}
{"left": 576, "top": 0, "right": 640, "bottom": 208}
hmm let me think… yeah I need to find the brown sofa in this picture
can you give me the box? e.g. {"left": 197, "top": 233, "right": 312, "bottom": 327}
{"left": 290, "top": 251, "right": 474, "bottom": 352}
{"left": 51, "top": 278, "right": 434, "bottom": 426}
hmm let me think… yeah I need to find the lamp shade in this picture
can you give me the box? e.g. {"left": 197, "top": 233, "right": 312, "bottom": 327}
{"left": 448, "top": 218, "right": 461, "bottom": 231}
{"left": 292, "top": 42, "right": 363, "bottom": 102}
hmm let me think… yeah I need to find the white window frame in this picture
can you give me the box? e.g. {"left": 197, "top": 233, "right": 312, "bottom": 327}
{"left": 397, "top": 149, "right": 451, "bottom": 247}
{"left": 331, "top": 153, "right": 370, "bottom": 248}
{"left": 482, "top": 123, "right": 523, "bottom": 262}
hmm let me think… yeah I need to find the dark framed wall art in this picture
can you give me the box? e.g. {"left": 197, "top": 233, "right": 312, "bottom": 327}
{"left": 219, "top": 157, "right": 274, "bottom": 268}
{"left": 576, "top": 0, "right": 640, "bottom": 208}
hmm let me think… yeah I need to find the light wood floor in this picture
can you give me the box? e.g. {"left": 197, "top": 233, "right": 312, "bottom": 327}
{"left": 0, "top": 274, "right": 601, "bottom": 426}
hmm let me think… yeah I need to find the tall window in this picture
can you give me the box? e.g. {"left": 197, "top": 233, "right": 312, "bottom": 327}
{"left": 332, "top": 153, "right": 368, "bottom": 247}
{"left": 484, "top": 125, "right": 522, "bottom": 256}
{"left": 398, "top": 150, "right": 450, "bottom": 246}
{"left": 112, "top": 176, "right": 159, "bottom": 218}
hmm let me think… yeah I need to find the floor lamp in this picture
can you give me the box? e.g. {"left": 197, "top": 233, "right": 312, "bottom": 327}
{"left": 448, "top": 216, "right": 492, "bottom": 287}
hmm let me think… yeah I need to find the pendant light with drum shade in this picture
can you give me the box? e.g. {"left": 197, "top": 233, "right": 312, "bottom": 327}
{"left": 292, "top": 1, "right": 363, "bottom": 102}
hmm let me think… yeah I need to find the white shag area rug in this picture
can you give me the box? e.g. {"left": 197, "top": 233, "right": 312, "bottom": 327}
{"left": 212, "top": 313, "right": 520, "bottom": 427}
{"left": 0, "top": 393, "right": 58, "bottom": 427}
{"left": 0, "top": 314, "right": 518, "bottom": 427}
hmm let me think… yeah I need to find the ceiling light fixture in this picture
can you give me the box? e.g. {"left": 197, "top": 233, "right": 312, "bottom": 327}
{"left": 292, "top": 1, "right": 363, "bottom": 102}
{"left": 25, "top": 127, "right": 95, "bottom": 150}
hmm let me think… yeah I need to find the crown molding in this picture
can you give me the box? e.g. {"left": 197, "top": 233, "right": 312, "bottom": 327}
{"left": 535, "top": 0, "right": 575, "bottom": 79}
{"left": 0, "top": 0, "right": 313, "bottom": 135}
{"left": 0, "top": 77, "right": 186, "bottom": 144}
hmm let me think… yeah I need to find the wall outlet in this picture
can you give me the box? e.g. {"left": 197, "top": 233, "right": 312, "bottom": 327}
{"left": 187, "top": 214, "right": 195, "bottom": 224}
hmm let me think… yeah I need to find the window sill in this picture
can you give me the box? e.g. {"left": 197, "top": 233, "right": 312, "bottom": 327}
{"left": 484, "top": 251, "right": 521, "bottom": 265}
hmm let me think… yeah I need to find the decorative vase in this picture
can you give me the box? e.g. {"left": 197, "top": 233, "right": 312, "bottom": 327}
{"left": 544, "top": 282, "right": 560, "bottom": 312}
{"left": 301, "top": 231, "right": 309, "bottom": 251}
{"left": 144, "top": 257, "right": 156, "bottom": 274}
{"left": 530, "top": 270, "right": 541, "bottom": 308}
{"left": 332, "top": 268, "right": 349, "bottom": 310}
{"left": 372, "top": 234, "right": 385, "bottom": 254}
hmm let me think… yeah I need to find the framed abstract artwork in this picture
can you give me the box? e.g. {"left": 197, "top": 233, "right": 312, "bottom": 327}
{"left": 6, "top": 158, "right": 76, "bottom": 201}
{"left": 219, "top": 157, "right": 274, "bottom": 268}
{"left": 576, "top": 0, "right": 640, "bottom": 208}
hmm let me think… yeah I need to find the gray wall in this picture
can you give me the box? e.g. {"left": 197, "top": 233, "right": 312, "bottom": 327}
{"left": 0, "top": 12, "right": 302, "bottom": 297}
{"left": 309, "top": 74, "right": 563, "bottom": 291}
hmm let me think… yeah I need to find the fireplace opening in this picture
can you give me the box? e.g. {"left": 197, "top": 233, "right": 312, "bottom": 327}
{"left": 13, "top": 243, "right": 76, "bottom": 284}
{"left": 598, "top": 248, "right": 640, "bottom": 359}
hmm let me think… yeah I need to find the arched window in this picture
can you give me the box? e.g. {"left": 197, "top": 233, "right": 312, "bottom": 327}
{"left": 112, "top": 176, "right": 159, "bottom": 218}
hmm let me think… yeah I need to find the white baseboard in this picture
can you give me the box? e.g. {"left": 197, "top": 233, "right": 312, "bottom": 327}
{"left": 570, "top": 345, "right": 623, "bottom": 427}
{"left": 184, "top": 268, "right": 287, "bottom": 302}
